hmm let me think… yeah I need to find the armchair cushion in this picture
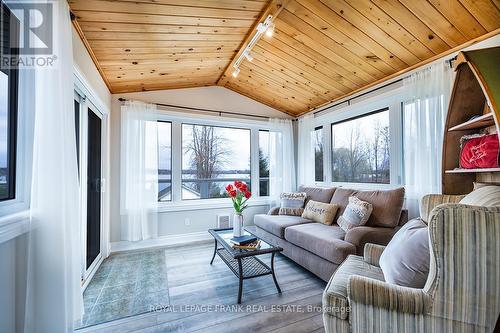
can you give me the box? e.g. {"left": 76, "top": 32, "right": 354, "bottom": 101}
{"left": 379, "top": 218, "right": 430, "bottom": 288}
{"left": 323, "top": 255, "right": 385, "bottom": 320}
{"left": 459, "top": 185, "right": 500, "bottom": 207}
{"left": 348, "top": 275, "right": 431, "bottom": 314}
{"left": 344, "top": 226, "right": 396, "bottom": 255}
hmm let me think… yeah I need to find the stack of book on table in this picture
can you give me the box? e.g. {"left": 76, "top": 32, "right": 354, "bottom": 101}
{"left": 230, "top": 235, "right": 261, "bottom": 250}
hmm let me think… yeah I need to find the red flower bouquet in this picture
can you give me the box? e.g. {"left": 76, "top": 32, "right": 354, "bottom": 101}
{"left": 225, "top": 181, "right": 251, "bottom": 214}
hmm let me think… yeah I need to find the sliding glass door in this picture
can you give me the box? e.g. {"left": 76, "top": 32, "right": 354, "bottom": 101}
{"left": 86, "top": 108, "right": 102, "bottom": 269}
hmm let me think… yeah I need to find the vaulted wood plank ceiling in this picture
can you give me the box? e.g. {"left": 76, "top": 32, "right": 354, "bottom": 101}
{"left": 69, "top": 0, "right": 500, "bottom": 116}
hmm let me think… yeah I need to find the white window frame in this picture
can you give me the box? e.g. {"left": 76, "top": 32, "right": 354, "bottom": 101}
{"left": 152, "top": 108, "right": 272, "bottom": 212}
{"left": 314, "top": 87, "right": 404, "bottom": 190}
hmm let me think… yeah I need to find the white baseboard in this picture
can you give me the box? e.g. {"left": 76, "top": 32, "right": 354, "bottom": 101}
{"left": 110, "top": 231, "right": 213, "bottom": 253}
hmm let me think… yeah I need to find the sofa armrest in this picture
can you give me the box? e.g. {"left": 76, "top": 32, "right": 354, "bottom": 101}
{"left": 344, "top": 226, "right": 396, "bottom": 256}
{"left": 363, "top": 243, "right": 385, "bottom": 267}
{"left": 267, "top": 206, "right": 280, "bottom": 215}
{"left": 348, "top": 275, "right": 431, "bottom": 314}
{"left": 420, "top": 194, "right": 465, "bottom": 222}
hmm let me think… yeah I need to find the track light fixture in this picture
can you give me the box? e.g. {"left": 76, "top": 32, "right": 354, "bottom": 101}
{"left": 232, "top": 67, "right": 240, "bottom": 78}
{"left": 244, "top": 51, "right": 253, "bottom": 62}
{"left": 231, "top": 15, "right": 274, "bottom": 79}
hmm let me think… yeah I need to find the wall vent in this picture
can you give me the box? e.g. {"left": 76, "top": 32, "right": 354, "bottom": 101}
{"left": 216, "top": 214, "right": 231, "bottom": 229}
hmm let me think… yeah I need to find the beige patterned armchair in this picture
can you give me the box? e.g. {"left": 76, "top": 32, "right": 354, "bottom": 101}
{"left": 322, "top": 194, "right": 500, "bottom": 333}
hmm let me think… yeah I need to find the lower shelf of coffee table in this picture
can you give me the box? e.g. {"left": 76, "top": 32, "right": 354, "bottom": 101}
{"left": 216, "top": 248, "right": 272, "bottom": 279}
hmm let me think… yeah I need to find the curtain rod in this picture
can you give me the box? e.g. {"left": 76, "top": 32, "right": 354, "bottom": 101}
{"left": 313, "top": 55, "right": 457, "bottom": 117}
{"left": 117, "top": 98, "right": 270, "bottom": 120}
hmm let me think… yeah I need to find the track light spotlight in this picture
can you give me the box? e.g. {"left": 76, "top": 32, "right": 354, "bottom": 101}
{"left": 265, "top": 23, "right": 275, "bottom": 38}
{"left": 232, "top": 67, "right": 240, "bottom": 78}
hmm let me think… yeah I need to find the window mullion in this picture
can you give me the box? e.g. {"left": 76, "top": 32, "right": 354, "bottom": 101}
{"left": 171, "top": 121, "right": 182, "bottom": 203}
{"left": 250, "top": 129, "right": 259, "bottom": 196}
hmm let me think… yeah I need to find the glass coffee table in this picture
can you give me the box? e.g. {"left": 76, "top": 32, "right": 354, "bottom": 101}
{"left": 208, "top": 228, "right": 283, "bottom": 304}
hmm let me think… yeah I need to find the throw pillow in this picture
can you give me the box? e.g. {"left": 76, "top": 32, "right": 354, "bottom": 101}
{"left": 460, "top": 133, "right": 499, "bottom": 169}
{"left": 301, "top": 200, "right": 339, "bottom": 225}
{"left": 379, "top": 218, "right": 430, "bottom": 288}
{"left": 278, "top": 192, "right": 307, "bottom": 216}
{"left": 459, "top": 185, "right": 500, "bottom": 206}
{"left": 337, "top": 196, "right": 373, "bottom": 232}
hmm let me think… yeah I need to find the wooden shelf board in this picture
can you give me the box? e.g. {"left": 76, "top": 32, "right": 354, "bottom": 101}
{"left": 448, "top": 113, "right": 495, "bottom": 131}
{"left": 445, "top": 167, "right": 500, "bottom": 174}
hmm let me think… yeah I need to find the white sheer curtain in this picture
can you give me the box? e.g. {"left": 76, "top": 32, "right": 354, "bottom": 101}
{"left": 24, "top": 0, "right": 84, "bottom": 331}
{"left": 268, "top": 118, "right": 296, "bottom": 202}
{"left": 403, "top": 61, "right": 453, "bottom": 218}
{"left": 120, "top": 101, "right": 159, "bottom": 241}
{"left": 297, "top": 113, "right": 315, "bottom": 187}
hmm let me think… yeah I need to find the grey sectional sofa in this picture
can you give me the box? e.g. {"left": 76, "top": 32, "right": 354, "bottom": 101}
{"left": 250, "top": 186, "right": 408, "bottom": 281}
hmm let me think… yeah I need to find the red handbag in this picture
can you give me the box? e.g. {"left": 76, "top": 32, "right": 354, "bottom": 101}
{"left": 460, "top": 133, "right": 500, "bottom": 169}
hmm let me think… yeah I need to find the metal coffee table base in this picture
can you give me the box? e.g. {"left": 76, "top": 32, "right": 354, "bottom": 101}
{"left": 210, "top": 239, "right": 282, "bottom": 304}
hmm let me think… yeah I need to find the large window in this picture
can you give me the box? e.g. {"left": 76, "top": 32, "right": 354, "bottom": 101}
{"left": 181, "top": 124, "right": 250, "bottom": 200}
{"left": 0, "top": 3, "right": 18, "bottom": 201}
{"left": 313, "top": 126, "right": 323, "bottom": 182}
{"left": 259, "top": 130, "right": 270, "bottom": 196}
{"left": 158, "top": 121, "right": 172, "bottom": 202}
{"left": 331, "top": 108, "right": 390, "bottom": 184}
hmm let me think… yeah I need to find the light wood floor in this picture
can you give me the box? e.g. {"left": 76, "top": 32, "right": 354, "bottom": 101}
{"left": 77, "top": 242, "right": 327, "bottom": 333}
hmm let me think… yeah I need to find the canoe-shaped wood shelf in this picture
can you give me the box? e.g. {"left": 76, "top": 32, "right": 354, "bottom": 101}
{"left": 442, "top": 47, "right": 500, "bottom": 195}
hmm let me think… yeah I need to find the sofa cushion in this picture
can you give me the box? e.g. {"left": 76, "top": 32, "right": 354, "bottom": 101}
{"left": 459, "top": 185, "right": 500, "bottom": 206}
{"left": 279, "top": 192, "right": 307, "bottom": 216}
{"left": 284, "top": 223, "right": 356, "bottom": 264}
{"left": 323, "top": 255, "right": 385, "bottom": 320}
{"left": 301, "top": 200, "right": 339, "bottom": 225}
{"left": 298, "top": 185, "right": 336, "bottom": 204}
{"left": 330, "top": 187, "right": 405, "bottom": 228}
{"left": 254, "top": 214, "right": 312, "bottom": 239}
{"left": 338, "top": 196, "right": 373, "bottom": 232}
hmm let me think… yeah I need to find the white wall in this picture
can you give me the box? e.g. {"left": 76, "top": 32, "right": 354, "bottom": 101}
{"left": 109, "top": 87, "right": 289, "bottom": 244}
{"left": 72, "top": 27, "right": 111, "bottom": 110}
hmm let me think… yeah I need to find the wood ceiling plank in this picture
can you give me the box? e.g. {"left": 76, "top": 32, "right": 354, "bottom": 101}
{"left": 83, "top": 31, "right": 246, "bottom": 42}
{"left": 275, "top": 16, "right": 378, "bottom": 83}
{"left": 279, "top": 11, "right": 384, "bottom": 80}
{"left": 69, "top": 0, "right": 261, "bottom": 20}
{"left": 110, "top": 74, "right": 219, "bottom": 87}
{"left": 113, "top": 80, "right": 216, "bottom": 94}
{"left": 255, "top": 39, "right": 358, "bottom": 92}
{"left": 284, "top": 2, "right": 397, "bottom": 75}
{"left": 101, "top": 59, "right": 230, "bottom": 72}
{"left": 370, "top": 0, "right": 451, "bottom": 53}
{"left": 106, "top": 67, "right": 224, "bottom": 80}
{"left": 92, "top": 47, "right": 240, "bottom": 55}
{"left": 225, "top": 82, "right": 297, "bottom": 115}
{"left": 271, "top": 29, "right": 365, "bottom": 88}
{"left": 344, "top": 0, "right": 435, "bottom": 58}
{"left": 428, "top": 0, "right": 487, "bottom": 39}
{"left": 218, "top": 0, "right": 290, "bottom": 86}
{"left": 95, "top": 52, "right": 236, "bottom": 61}
{"left": 296, "top": 0, "right": 409, "bottom": 72}
{"left": 253, "top": 42, "right": 351, "bottom": 95}
{"left": 88, "top": 40, "right": 241, "bottom": 49}
{"left": 78, "top": 22, "right": 250, "bottom": 35}
{"left": 318, "top": 0, "right": 421, "bottom": 65}
{"left": 115, "top": 0, "right": 268, "bottom": 11}
{"left": 248, "top": 51, "right": 342, "bottom": 97}
{"left": 398, "top": 0, "right": 468, "bottom": 46}
{"left": 226, "top": 79, "right": 309, "bottom": 112}
{"left": 458, "top": 0, "right": 500, "bottom": 31}
{"left": 239, "top": 62, "right": 330, "bottom": 105}
{"left": 73, "top": 11, "right": 254, "bottom": 27}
